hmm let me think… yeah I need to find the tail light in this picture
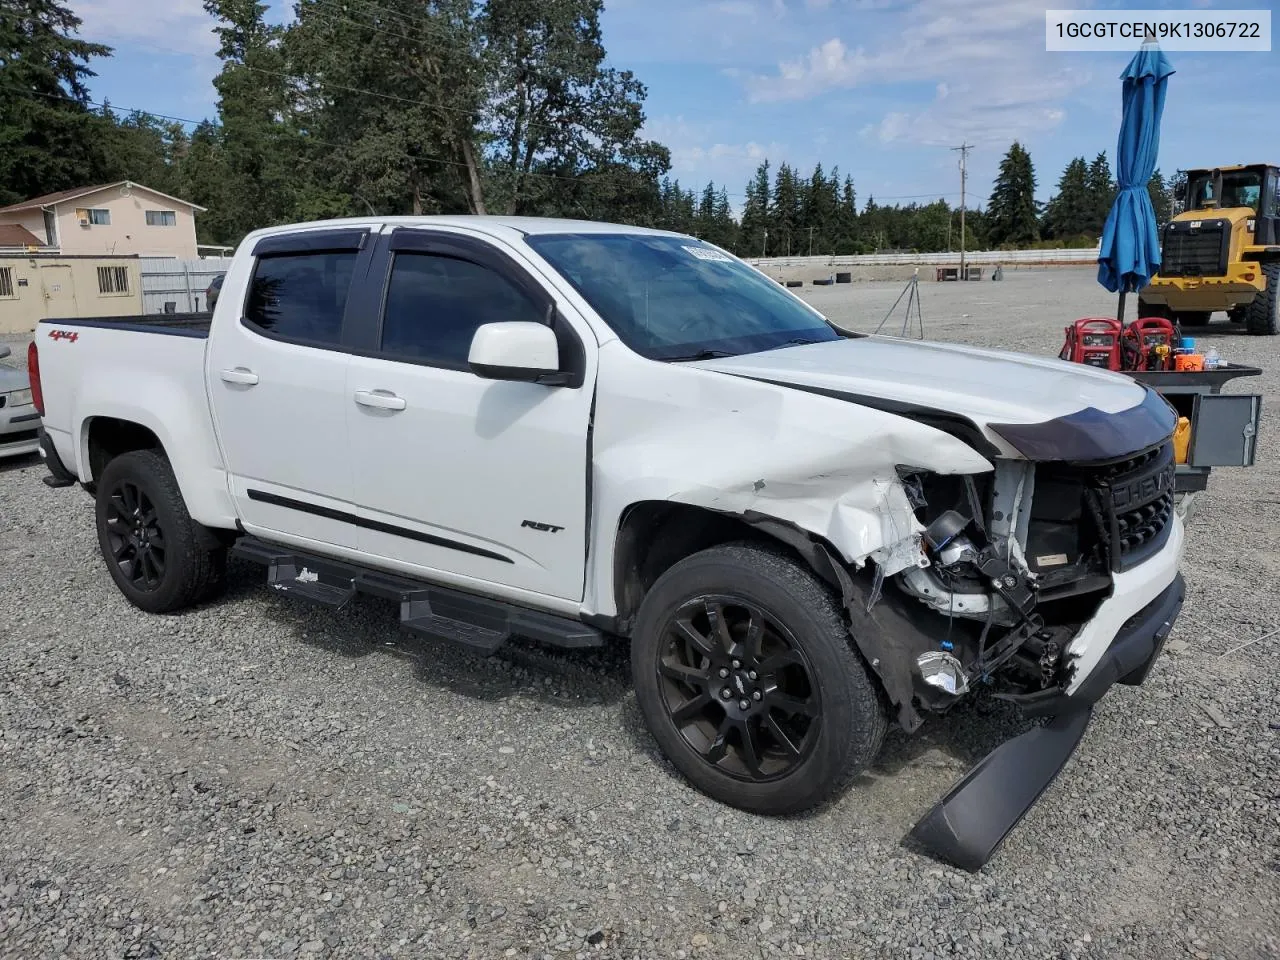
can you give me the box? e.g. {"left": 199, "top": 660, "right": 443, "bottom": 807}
{"left": 27, "top": 341, "right": 44, "bottom": 416}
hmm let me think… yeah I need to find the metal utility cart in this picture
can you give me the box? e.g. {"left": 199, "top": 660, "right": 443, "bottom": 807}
{"left": 1127, "top": 362, "right": 1262, "bottom": 514}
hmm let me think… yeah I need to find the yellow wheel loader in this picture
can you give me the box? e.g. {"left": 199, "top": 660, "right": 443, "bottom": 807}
{"left": 1139, "top": 164, "right": 1280, "bottom": 335}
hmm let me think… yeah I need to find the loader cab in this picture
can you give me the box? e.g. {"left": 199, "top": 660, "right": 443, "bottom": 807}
{"left": 1179, "top": 165, "right": 1280, "bottom": 244}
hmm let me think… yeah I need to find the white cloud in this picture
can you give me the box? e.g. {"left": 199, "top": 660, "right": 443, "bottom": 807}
{"left": 71, "top": 0, "right": 218, "bottom": 58}
{"left": 643, "top": 115, "right": 786, "bottom": 185}
{"left": 744, "top": 0, "right": 1091, "bottom": 146}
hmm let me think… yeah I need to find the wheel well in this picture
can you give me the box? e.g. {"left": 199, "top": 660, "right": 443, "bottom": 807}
{"left": 86, "top": 418, "right": 162, "bottom": 483}
{"left": 611, "top": 502, "right": 819, "bottom": 630}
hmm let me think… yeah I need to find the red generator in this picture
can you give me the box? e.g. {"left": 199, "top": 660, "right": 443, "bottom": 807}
{"left": 1059, "top": 318, "right": 1123, "bottom": 371}
{"left": 1121, "top": 316, "right": 1177, "bottom": 371}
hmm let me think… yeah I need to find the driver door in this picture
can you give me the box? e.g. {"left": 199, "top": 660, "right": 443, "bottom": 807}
{"left": 344, "top": 228, "right": 597, "bottom": 601}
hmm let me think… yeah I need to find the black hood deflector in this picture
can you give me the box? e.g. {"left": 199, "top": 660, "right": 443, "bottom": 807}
{"left": 988, "top": 387, "right": 1176, "bottom": 463}
{"left": 733, "top": 375, "right": 1175, "bottom": 464}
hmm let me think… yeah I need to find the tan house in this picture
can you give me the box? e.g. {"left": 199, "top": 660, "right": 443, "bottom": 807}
{"left": 0, "top": 182, "right": 206, "bottom": 259}
{"left": 0, "top": 255, "right": 144, "bottom": 335}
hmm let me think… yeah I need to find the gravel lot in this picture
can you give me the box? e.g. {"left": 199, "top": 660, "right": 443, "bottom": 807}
{"left": 2, "top": 268, "right": 1278, "bottom": 960}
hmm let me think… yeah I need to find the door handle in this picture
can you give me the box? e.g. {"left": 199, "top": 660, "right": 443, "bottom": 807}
{"left": 354, "top": 389, "right": 407, "bottom": 411}
{"left": 220, "top": 367, "right": 259, "bottom": 386}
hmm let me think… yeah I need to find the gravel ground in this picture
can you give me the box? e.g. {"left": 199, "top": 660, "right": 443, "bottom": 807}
{"left": 1, "top": 268, "right": 1278, "bottom": 960}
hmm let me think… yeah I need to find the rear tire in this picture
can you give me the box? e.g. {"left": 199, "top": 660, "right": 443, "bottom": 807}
{"left": 94, "top": 450, "right": 225, "bottom": 614}
{"left": 631, "top": 543, "right": 888, "bottom": 816}
{"left": 1245, "top": 262, "right": 1280, "bottom": 335}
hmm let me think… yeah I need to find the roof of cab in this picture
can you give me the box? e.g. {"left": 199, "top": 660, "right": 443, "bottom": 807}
{"left": 248, "top": 215, "right": 688, "bottom": 241}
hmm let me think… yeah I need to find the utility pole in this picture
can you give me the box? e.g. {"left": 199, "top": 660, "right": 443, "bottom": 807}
{"left": 808, "top": 226, "right": 815, "bottom": 257}
{"left": 951, "top": 143, "right": 971, "bottom": 277}
{"left": 762, "top": 229, "right": 768, "bottom": 258}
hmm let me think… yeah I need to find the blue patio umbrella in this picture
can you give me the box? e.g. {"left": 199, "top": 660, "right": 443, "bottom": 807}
{"left": 1097, "top": 40, "right": 1175, "bottom": 322}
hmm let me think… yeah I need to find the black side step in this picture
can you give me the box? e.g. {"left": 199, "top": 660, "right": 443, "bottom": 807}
{"left": 231, "top": 537, "right": 604, "bottom": 655}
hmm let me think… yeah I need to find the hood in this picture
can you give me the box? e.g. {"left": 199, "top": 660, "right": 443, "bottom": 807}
{"left": 694, "top": 337, "right": 1173, "bottom": 461}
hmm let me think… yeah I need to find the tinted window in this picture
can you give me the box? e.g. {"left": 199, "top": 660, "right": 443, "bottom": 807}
{"left": 244, "top": 251, "right": 357, "bottom": 345}
{"left": 526, "top": 234, "right": 837, "bottom": 361}
{"left": 381, "top": 252, "right": 545, "bottom": 367}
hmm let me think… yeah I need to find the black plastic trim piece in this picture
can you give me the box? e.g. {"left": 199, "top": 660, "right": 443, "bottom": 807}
{"left": 36, "top": 315, "right": 211, "bottom": 338}
{"left": 252, "top": 228, "right": 369, "bottom": 256}
{"left": 989, "top": 387, "right": 1176, "bottom": 463}
{"left": 245, "top": 489, "right": 514, "bottom": 564}
{"left": 469, "top": 362, "right": 567, "bottom": 385}
{"left": 9, "top": 412, "right": 41, "bottom": 424}
{"left": 37, "top": 427, "right": 77, "bottom": 488}
{"left": 908, "top": 709, "right": 1094, "bottom": 872}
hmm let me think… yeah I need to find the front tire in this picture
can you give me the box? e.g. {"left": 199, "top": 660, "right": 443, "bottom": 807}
{"left": 1245, "top": 262, "right": 1280, "bottom": 335}
{"left": 631, "top": 543, "right": 887, "bottom": 815}
{"left": 95, "top": 449, "right": 225, "bottom": 614}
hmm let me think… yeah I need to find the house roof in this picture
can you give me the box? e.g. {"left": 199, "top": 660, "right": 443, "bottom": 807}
{"left": 0, "top": 181, "right": 207, "bottom": 215}
{"left": 0, "top": 224, "right": 45, "bottom": 247}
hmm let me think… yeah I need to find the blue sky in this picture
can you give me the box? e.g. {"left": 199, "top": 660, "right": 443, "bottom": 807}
{"left": 69, "top": 0, "right": 1279, "bottom": 210}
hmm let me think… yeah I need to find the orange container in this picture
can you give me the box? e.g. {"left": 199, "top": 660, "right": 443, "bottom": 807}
{"left": 1175, "top": 353, "right": 1205, "bottom": 372}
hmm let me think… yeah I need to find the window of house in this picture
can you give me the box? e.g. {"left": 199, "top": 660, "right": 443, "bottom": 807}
{"left": 87, "top": 209, "right": 111, "bottom": 225}
{"left": 243, "top": 251, "right": 357, "bottom": 346}
{"left": 146, "top": 210, "right": 177, "bottom": 226}
{"left": 379, "top": 253, "right": 545, "bottom": 368}
{"left": 42, "top": 210, "right": 57, "bottom": 246}
{"left": 97, "top": 265, "right": 130, "bottom": 295}
{"left": 0, "top": 268, "right": 14, "bottom": 298}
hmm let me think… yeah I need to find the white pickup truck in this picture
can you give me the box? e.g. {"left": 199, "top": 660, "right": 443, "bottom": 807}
{"left": 29, "top": 217, "right": 1187, "bottom": 869}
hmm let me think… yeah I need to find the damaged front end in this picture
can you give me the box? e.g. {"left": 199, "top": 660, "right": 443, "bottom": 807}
{"left": 819, "top": 438, "right": 1181, "bottom": 870}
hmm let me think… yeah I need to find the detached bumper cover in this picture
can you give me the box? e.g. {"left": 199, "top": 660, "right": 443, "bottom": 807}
{"left": 908, "top": 573, "right": 1185, "bottom": 871}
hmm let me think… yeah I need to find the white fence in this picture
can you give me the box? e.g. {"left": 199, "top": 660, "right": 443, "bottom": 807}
{"left": 140, "top": 257, "right": 232, "bottom": 314}
{"left": 745, "top": 246, "right": 1101, "bottom": 269}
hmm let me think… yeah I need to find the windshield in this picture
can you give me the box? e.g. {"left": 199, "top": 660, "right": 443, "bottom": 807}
{"left": 526, "top": 233, "right": 840, "bottom": 361}
{"left": 1188, "top": 169, "right": 1264, "bottom": 212}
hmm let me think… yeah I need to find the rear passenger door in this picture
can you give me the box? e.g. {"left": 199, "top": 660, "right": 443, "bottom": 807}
{"left": 343, "top": 227, "right": 597, "bottom": 602}
{"left": 206, "top": 228, "right": 373, "bottom": 549}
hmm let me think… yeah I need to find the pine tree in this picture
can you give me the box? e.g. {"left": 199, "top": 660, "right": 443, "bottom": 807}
{"left": 771, "top": 163, "right": 800, "bottom": 256}
{"left": 1043, "top": 157, "right": 1091, "bottom": 240}
{"left": 1086, "top": 151, "right": 1115, "bottom": 235}
{"left": 987, "top": 141, "right": 1040, "bottom": 247}
{"left": 1148, "top": 169, "right": 1172, "bottom": 228}
{"left": 739, "top": 160, "right": 771, "bottom": 256}
{"left": 0, "top": 0, "right": 115, "bottom": 205}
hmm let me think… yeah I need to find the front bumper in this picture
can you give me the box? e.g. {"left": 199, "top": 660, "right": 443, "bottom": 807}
{"left": 908, "top": 564, "right": 1187, "bottom": 871}
{"left": 0, "top": 404, "right": 41, "bottom": 458}
{"left": 1142, "top": 264, "right": 1266, "bottom": 311}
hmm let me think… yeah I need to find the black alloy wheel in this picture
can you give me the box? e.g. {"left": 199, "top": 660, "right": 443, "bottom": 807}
{"left": 657, "top": 595, "right": 821, "bottom": 782}
{"left": 94, "top": 449, "right": 226, "bottom": 613}
{"left": 631, "top": 542, "right": 888, "bottom": 815}
{"left": 103, "top": 479, "right": 167, "bottom": 592}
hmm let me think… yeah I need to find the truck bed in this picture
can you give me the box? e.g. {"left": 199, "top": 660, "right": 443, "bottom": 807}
{"left": 43, "top": 313, "right": 212, "bottom": 339}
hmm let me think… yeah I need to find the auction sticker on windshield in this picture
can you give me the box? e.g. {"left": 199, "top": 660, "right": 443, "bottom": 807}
{"left": 683, "top": 245, "right": 734, "bottom": 262}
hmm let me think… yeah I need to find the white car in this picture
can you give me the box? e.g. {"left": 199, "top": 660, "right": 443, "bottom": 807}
{"left": 28, "top": 217, "right": 1187, "bottom": 869}
{"left": 0, "top": 344, "right": 39, "bottom": 458}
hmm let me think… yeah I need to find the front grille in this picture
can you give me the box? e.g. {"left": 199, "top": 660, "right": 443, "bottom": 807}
{"left": 1085, "top": 444, "right": 1176, "bottom": 571}
{"left": 1161, "top": 222, "right": 1227, "bottom": 278}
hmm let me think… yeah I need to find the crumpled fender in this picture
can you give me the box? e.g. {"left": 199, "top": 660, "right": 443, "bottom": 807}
{"left": 584, "top": 343, "right": 994, "bottom": 618}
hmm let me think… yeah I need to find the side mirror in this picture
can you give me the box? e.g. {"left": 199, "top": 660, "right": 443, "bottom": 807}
{"left": 469, "top": 321, "right": 567, "bottom": 385}
{"left": 0, "top": 345, "right": 10, "bottom": 360}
